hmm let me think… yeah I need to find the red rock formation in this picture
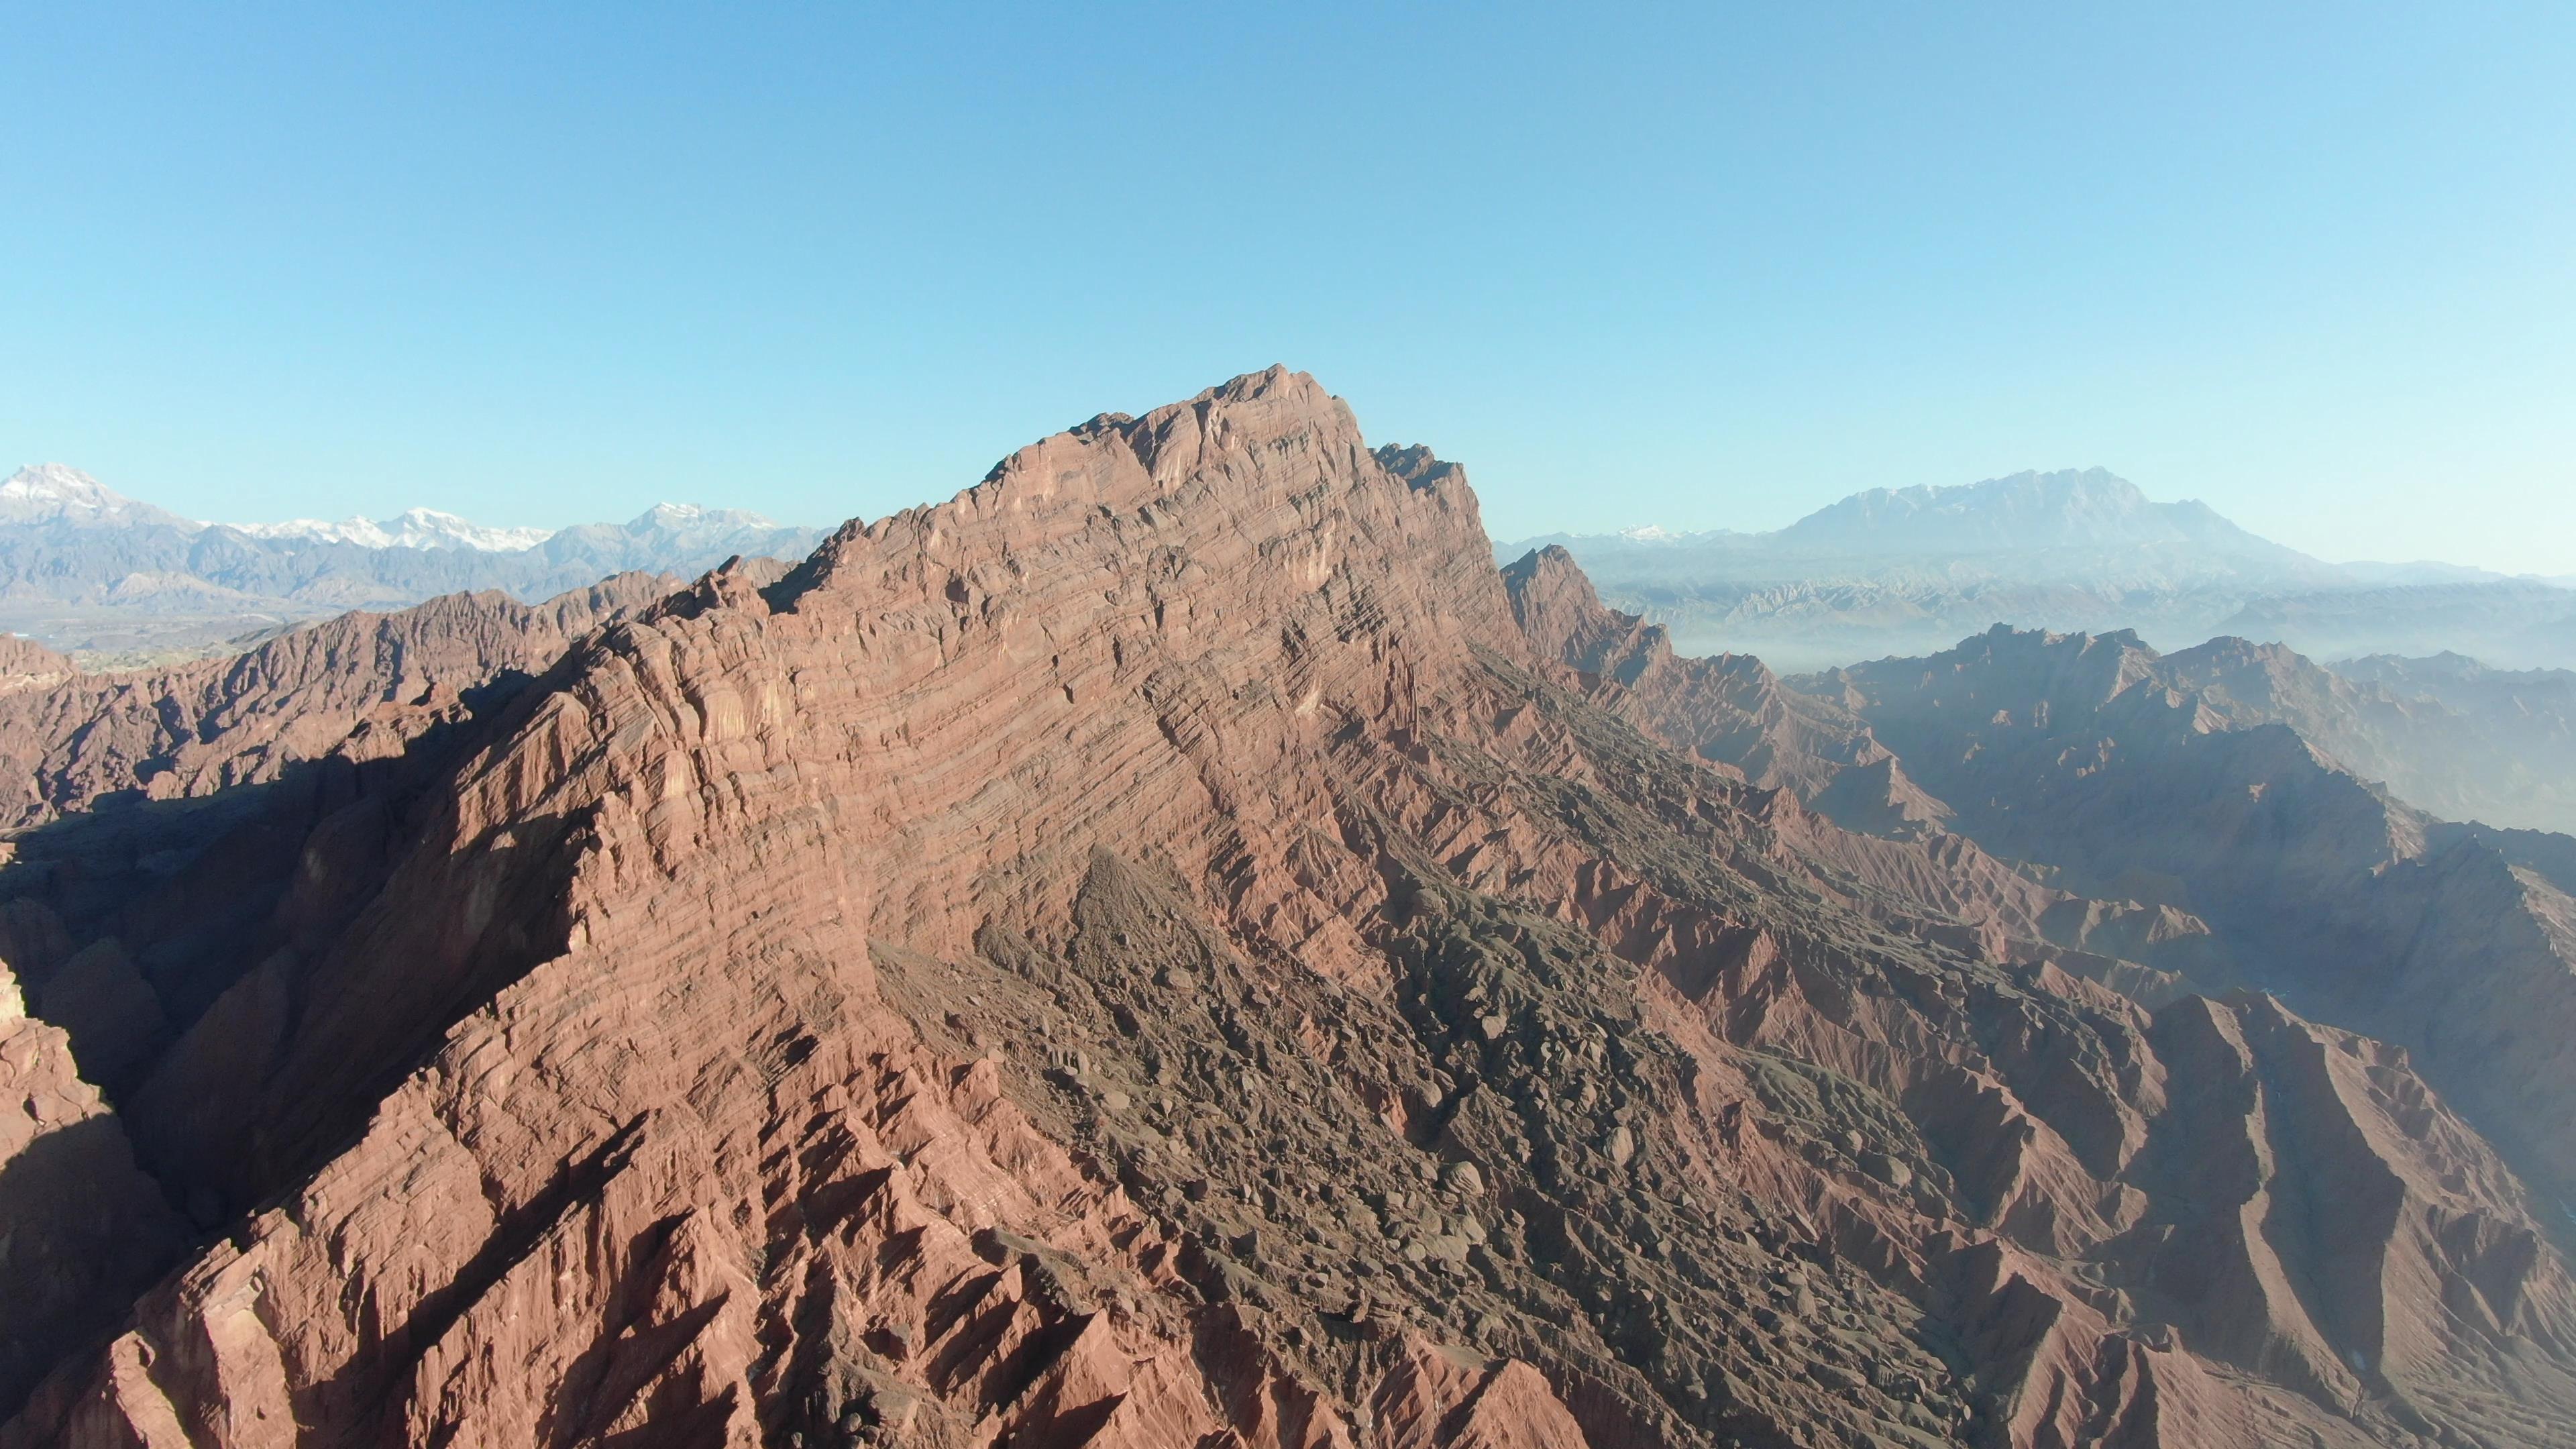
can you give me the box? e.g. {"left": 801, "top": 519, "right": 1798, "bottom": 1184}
{"left": 3, "top": 371, "right": 2572, "bottom": 1449}
{"left": 1501, "top": 545, "right": 1903, "bottom": 808}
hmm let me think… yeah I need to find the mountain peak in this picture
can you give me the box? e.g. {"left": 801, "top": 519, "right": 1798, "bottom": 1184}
{"left": 0, "top": 464, "right": 199, "bottom": 531}
{"left": 783, "top": 366, "right": 1477, "bottom": 617}
{"left": 1767, "top": 466, "right": 2317, "bottom": 565}
{"left": 3, "top": 462, "right": 115, "bottom": 504}
{"left": 10, "top": 374, "right": 2576, "bottom": 1449}
{"left": 619, "top": 500, "right": 790, "bottom": 537}
{"left": 1785, "top": 468, "right": 2150, "bottom": 542}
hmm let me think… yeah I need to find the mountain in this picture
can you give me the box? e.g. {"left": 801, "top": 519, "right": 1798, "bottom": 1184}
{"left": 1822, "top": 630, "right": 2576, "bottom": 837}
{"left": 1769, "top": 468, "right": 2311, "bottom": 563}
{"left": 0, "top": 572, "right": 674, "bottom": 832}
{"left": 229, "top": 506, "right": 557, "bottom": 551}
{"left": 1505, "top": 469, "right": 2576, "bottom": 674}
{"left": 0, "top": 464, "right": 825, "bottom": 661}
{"left": 2324, "top": 653, "right": 2576, "bottom": 833}
{"left": 226, "top": 501, "right": 802, "bottom": 557}
{"left": 1511, "top": 468, "right": 2336, "bottom": 584}
{"left": 2337, "top": 559, "right": 2520, "bottom": 586}
{"left": 1796, "top": 625, "right": 2576, "bottom": 1227}
{"left": 3, "top": 374, "right": 2574, "bottom": 1446}
{"left": 0, "top": 463, "right": 200, "bottom": 531}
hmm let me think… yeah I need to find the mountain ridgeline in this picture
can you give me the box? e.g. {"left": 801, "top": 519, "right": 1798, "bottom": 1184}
{"left": 1, "top": 374, "right": 2574, "bottom": 1447}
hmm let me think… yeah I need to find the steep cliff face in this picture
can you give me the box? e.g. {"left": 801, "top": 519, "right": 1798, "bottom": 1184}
{"left": 0, "top": 574, "right": 681, "bottom": 1115}
{"left": 5, "top": 372, "right": 2573, "bottom": 1448}
{"left": 0, "top": 963, "right": 188, "bottom": 1417}
{"left": 1495, "top": 549, "right": 2576, "bottom": 1442}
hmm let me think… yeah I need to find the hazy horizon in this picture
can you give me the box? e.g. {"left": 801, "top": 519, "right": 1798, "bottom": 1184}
{"left": 17, "top": 444, "right": 2566, "bottom": 583}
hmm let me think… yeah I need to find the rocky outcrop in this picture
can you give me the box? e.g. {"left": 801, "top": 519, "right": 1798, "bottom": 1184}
{"left": 4, "top": 372, "right": 2573, "bottom": 1448}
{"left": 0, "top": 637, "right": 75, "bottom": 697}
{"left": 1500, "top": 545, "right": 1899, "bottom": 807}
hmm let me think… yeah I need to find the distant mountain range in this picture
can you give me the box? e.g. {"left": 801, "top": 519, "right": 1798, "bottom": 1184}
{"left": 1503, "top": 468, "right": 2576, "bottom": 672}
{"left": 226, "top": 506, "right": 559, "bottom": 552}
{"left": 0, "top": 463, "right": 825, "bottom": 661}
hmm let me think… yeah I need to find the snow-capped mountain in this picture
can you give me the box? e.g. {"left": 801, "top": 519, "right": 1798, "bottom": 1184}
{"left": 0, "top": 464, "right": 827, "bottom": 657}
{"left": 0, "top": 462, "right": 203, "bottom": 530}
{"left": 214, "top": 497, "right": 819, "bottom": 557}
{"left": 229, "top": 508, "right": 557, "bottom": 552}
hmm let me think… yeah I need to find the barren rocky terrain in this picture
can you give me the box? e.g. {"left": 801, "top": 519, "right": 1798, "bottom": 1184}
{"left": 3, "top": 370, "right": 2573, "bottom": 1447}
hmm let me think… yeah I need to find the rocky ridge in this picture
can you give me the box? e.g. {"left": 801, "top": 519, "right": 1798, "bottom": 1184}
{"left": 0, "top": 372, "right": 2571, "bottom": 1446}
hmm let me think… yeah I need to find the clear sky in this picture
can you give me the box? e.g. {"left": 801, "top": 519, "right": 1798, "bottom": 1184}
{"left": 6, "top": 3, "right": 2572, "bottom": 570}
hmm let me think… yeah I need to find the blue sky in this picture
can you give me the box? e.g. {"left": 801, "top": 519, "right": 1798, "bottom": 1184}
{"left": 6, "top": 3, "right": 2572, "bottom": 569}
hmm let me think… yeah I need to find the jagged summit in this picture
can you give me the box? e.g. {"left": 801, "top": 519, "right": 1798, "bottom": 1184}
{"left": 773, "top": 367, "right": 1499, "bottom": 634}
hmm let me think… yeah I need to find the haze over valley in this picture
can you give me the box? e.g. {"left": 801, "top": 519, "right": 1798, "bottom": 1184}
{"left": 1503, "top": 468, "right": 2576, "bottom": 675}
